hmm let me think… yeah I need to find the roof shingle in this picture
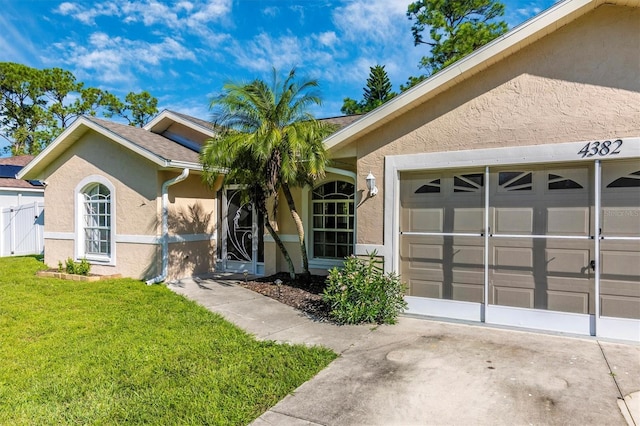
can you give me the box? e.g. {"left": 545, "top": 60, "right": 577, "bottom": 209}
{"left": 85, "top": 117, "right": 201, "bottom": 164}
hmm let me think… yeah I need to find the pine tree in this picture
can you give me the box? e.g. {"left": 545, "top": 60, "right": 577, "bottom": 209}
{"left": 341, "top": 65, "right": 396, "bottom": 115}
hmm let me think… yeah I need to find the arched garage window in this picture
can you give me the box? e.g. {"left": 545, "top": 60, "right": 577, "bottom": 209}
{"left": 75, "top": 176, "right": 115, "bottom": 263}
{"left": 312, "top": 181, "right": 354, "bottom": 259}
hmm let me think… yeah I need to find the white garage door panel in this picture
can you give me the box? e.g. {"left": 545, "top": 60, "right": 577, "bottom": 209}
{"left": 602, "top": 208, "right": 640, "bottom": 235}
{"left": 493, "top": 286, "right": 534, "bottom": 308}
{"left": 600, "top": 249, "right": 640, "bottom": 277}
{"left": 547, "top": 207, "right": 590, "bottom": 235}
{"left": 409, "top": 279, "right": 444, "bottom": 298}
{"left": 404, "top": 240, "right": 443, "bottom": 270}
{"left": 453, "top": 208, "right": 484, "bottom": 232}
{"left": 547, "top": 290, "right": 589, "bottom": 314}
{"left": 406, "top": 209, "right": 443, "bottom": 232}
{"left": 452, "top": 283, "right": 484, "bottom": 303}
{"left": 546, "top": 248, "right": 590, "bottom": 274}
{"left": 493, "top": 208, "right": 534, "bottom": 233}
{"left": 600, "top": 294, "right": 640, "bottom": 320}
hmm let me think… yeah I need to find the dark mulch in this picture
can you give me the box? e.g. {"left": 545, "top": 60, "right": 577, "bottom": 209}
{"left": 238, "top": 273, "right": 332, "bottom": 322}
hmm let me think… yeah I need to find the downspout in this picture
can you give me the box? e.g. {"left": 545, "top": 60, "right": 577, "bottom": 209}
{"left": 146, "top": 168, "right": 190, "bottom": 285}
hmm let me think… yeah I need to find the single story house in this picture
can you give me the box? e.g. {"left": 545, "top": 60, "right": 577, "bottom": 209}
{"left": 19, "top": 0, "right": 639, "bottom": 341}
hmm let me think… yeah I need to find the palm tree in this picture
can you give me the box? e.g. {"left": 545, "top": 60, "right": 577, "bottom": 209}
{"left": 200, "top": 68, "right": 333, "bottom": 280}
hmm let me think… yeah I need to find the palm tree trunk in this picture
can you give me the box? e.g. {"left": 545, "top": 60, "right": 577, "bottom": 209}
{"left": 282, "top": 183, "right": 310, "bottom": 278}
{"left": 256, "top": 200, "right": 296, "bottom": 280}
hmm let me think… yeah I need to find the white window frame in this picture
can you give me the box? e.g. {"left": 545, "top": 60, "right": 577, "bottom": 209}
{"left": 75, "top": 175, "right": 116, "bottom": 265}
{"left": 302, "top": 168, "right": 357, "bottom": 270}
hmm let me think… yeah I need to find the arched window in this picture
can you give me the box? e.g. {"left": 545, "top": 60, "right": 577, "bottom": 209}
{"left": 75, "top": 176, "right": 115, "bottom": 263}
{"left": 83, "top": 183, "right": 111, "bottom": 256}
{"left": 312, "top": 181, "right": 354, "bottom": 259}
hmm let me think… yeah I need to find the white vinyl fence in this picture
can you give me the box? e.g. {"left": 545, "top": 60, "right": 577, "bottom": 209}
{"left": 1, "top": 201, "right": 44, "bottom": 257}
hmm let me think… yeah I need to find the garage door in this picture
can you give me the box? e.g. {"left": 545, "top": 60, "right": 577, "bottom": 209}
{"left": 399, "top": 160, "right": 640, "bottom": 322}
{"left": 400, "top": 170, "right": 485, "bottom": 303}
{"left": 489, "top": 165, "right": 594, "bottom": 314}
{"left": 600, "top": 160, "right": 640, "bottom": 319}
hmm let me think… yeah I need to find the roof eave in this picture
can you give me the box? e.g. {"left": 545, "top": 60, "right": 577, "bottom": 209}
{"left": 145, "top": 110, "right": 216, "bottom": 138}
{"left": 18, "top": 117, "right": 203, "bottom": 180}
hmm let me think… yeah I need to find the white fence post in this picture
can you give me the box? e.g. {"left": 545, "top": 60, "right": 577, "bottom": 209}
{"left": 0, "top": 202, "right": 44, "bottom": 257}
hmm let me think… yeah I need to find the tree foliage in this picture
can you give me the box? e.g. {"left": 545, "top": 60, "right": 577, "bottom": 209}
{"left": 341, "top": 65, "right": 397, "bottom": 115}
{"left": 200, "top": 68, "right": 334, "bottom": 280}
{"left": 0, "top": 62, "right": 159, "bottom": 155}
{"left": 403, "top": 0, "right": 508, "bottom": 90}
{"left": 103, "top": 91, "right": 159, "bottom": 127}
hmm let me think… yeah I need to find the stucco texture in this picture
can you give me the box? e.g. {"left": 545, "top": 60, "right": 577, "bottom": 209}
{"left": 41, "top": 131, "right": 219, "bottom": 281}
{"left": 348, "top": 5, "right": 640, "bottom": 245}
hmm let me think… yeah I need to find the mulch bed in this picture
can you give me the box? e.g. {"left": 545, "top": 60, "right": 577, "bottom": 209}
{"left": 238, "top": 273, "right": 332, "bottom": 322}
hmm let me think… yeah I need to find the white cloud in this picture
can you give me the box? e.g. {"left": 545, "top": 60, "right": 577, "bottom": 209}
{"left": 54, "top": 0, "right": 232, "bottom": 32}
{"left": 56, "top": 33, "right": 197, "bottom": 84}
{"left": 121, "top": 1, "right": 177, "bottom": 26}
{"left": 262, "top": 6, "right": 279, "bottom": 17}
{"left": 55, "top": 2, "right": 120, "bottom": 25}
{"left": 57, "top": 2, "right": 78, "bottom": 15}
{"left": 229, "top": 33, "right": 305, "bottom": 72}
{"left": 315, "top": 31, "right": 338, "bottom": 48}
{"left": 332, "top": 0, "right": 408, "bottom": 43}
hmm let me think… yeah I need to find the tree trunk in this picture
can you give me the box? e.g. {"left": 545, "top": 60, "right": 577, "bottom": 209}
{"left": 282, "top": 183, "right": 310, "bottom": 279}
{"left": 256, "top": 200, "right": 296, "bottom": 280}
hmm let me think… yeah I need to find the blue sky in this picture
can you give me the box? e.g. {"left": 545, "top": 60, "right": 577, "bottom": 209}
{"left": 1, "top": 0, "right": 555, "bottom": 146}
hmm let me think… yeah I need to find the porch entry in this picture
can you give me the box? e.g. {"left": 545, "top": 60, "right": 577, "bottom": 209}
{"left": 399, "top": 159, "right": 640, "bottom": 337}
{"left": 221, "top": 188, "right": 264, "bottom": 275}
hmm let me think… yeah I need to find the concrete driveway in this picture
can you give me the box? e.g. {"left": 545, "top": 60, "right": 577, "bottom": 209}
{"left": 169, "top": 277, "right": 640, "bottom": 425}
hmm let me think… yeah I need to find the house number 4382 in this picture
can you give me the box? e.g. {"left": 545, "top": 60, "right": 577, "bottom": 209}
{"left": 577, "top": 140, "right": 622, "bottom": 158}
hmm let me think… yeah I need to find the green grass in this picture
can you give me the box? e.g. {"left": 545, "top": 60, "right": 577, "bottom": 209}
{"left": 0, "top": 256, "right": 336, "bottom": 425}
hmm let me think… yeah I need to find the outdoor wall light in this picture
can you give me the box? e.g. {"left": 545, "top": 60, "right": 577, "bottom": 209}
{"left": 366, "top": 171, "right": 378, "bottom": 196}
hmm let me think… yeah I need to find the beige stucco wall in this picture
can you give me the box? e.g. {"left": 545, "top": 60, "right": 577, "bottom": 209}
{"left": 164, "top": 172, "right": 217, "bottom": 235}
{"left": 41, "top": 132, "right": 220, "bottom": 281}
{"left": 163, "top": 172, "right": 218, "bottom": 280}
{"left": 264, "top": 240, "right": 302, "bottom": 276}
{"left": 43, "top": 131, "right": 159, "bottom": 235}
{"left": 349, "top": 4, "right": 640, "bottom": 245}
{"left": 263, "top": 171, "right": 358, "bottom": 274}
{"left": 167, "top": 240, "right": 216, "bottom": 278}
{"left": 42, "top": 131, "right": 159, "bottom": 273}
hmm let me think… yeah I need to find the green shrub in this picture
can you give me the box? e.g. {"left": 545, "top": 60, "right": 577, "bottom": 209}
{"left": 63, "top": 258, "right": 91, "bottom": 276}
{"left": 323, "top": 252, "right": 408, "bottom": 325}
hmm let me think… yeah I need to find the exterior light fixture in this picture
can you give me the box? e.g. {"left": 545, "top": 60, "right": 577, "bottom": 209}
{"left": 366, "top": 171, "right": 378, "bottom": 196}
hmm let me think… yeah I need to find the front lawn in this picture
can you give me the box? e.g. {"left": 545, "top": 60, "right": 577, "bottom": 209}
{"left": 0, "top": 256, "right": 336, "bottom": 424}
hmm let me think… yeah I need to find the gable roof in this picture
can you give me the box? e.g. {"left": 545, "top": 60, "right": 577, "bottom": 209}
{"left": 18, "top": 116, "right": 203, "bottom": 180}
{"left": 323, "top": 0, "right": 639, "bottom": 152}
{"left": 144, "top": 109, "right": 216, "bottom": 136}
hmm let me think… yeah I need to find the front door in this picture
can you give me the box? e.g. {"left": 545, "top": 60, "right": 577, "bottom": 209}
{"left": 222, "top": 188, "right": 264, "bottom": 274}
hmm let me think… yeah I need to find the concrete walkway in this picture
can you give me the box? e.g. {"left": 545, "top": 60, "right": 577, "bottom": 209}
{"left": 169, "top": 276, "right": 640, "bottom": 426}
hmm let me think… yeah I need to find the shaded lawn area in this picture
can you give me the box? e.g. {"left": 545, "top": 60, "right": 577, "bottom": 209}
{"left": 0, "top": 257, "right": 336, "bottom": 424}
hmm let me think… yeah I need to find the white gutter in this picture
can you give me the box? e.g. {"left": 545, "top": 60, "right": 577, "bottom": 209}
{"left": 146, "top": 168, "right": 190, "bottom": 285}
